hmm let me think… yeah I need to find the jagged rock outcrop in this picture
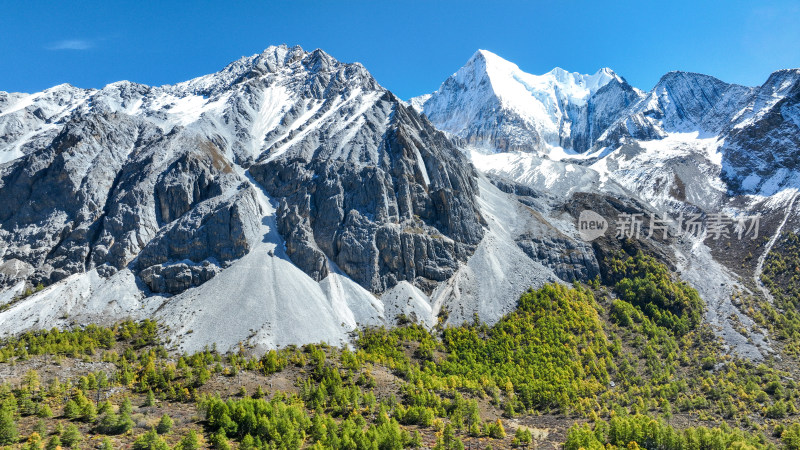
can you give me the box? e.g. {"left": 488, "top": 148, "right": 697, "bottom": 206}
{"left": 249, "top": 92, "right": 486, "bottom": 293}
{"left": 721, "top": 69, "right": 800, "bottom": 195}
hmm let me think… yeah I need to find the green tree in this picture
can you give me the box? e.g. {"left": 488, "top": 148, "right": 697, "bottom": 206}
{"left": 175, "top": 430, "right": 200, "bottom": 450}
{"left": 156, "top": 413, "right": 173, "bottom": 434}
{"left": 22, "top": 431, "right": 43, "bottom": 450}
{"left": 783, "top": 423, "right": 800, "bottom": 450}
{"left": 0, "top": 407, "right": 18, "bottom": 445}
{"left": 144, "top": 390, "right": 156, "bottom": 407}
{"left": 133, "top": 428, "right": 169, "bottom": 450}
{"left": 513, "top": 427, "right": 533, "bottom": 447}
{"left": 33, "top": 419, "right": 47, "bottom": 437}
{"left": 99, "top": 437, "right": 114, "bottom": 450}
{"left": 45, "top": 435, "right": 62, "bottom": 450}
{"left": 61, "top": 424, "right": 82, "bottom": 448}
{"left": 488, "top": 419, "right": 506, "bottom": 439}
{"left": 210, "top": 429, "right": 231, "bottom": 449}
{"left": 36, "top": 403, "right": 53, "bottom": 419}
{"left": 240, "top": 434, "right": 256, "bottom": 450}
{"left": 63, "top": 399, "right": 81, "bottom": 420}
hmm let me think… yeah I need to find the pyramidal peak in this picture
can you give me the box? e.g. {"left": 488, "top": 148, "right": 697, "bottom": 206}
{"left": 456, "top": 49, "right": 622, "bottom": 104}
{"left": 411, "top": 49, "right": 630, "bottom": 154}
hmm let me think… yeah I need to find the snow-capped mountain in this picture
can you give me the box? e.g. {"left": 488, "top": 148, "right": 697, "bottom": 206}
{"left": 414, "top": 49, "right": 800, "bottom": 202}
{"left": 410, "top": 50, "right": 643, "bottom": 157}
{"left": 411, "top": 50, "right": 800, "bottom": 359}
{"left": 0, "top": 45, "right": 793, "bottom": 361}
{"left": 0, "top": 45, "right": 603, "bottom": 353}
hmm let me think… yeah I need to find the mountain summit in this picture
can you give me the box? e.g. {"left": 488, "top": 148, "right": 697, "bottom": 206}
{"left": 411, "top": 49, "right": 641, "bottom": 156}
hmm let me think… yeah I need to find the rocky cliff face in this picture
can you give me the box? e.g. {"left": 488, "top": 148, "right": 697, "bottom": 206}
{"left": 720, "top": 69, "right": 800, "bottom": 195}
{"left": 249, "top": 100, "right": 485, "bottom": 293}
{"left": 0, "top": 45, "right": 490, "bottom": 299}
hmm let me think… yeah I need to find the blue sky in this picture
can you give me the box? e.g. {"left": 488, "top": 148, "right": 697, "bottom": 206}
{"left": 1, "top": 0, "right": 799, "bottom": 99}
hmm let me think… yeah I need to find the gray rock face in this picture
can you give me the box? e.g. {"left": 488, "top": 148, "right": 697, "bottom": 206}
{"left": 488, "top": 176, "right": 600, "bottom": 281}
{"left": 140, "top": 261, "right": 220, "bottom": 295}
{"left": 0, "top": 103, "right": 248, "bottom": 293}
{"left": 0, "top": 44, "right": 486, "bottom": 300}
{"left": 135, "top": 186, "right": 263, "bottom": 293}
{"left": 721, "top": 70, "right": 800, "bottom": 195}
{"left": 595, "top": 72, "right": 753, "bottom": 148}
{"left": 566, "top": 77, "right": 643, "bottom": 152}
{"left": 0, "top": 112, "right": 143, "bottom": 285}
{"left": 250, "top": 94, "right": 486, "bottom": 293}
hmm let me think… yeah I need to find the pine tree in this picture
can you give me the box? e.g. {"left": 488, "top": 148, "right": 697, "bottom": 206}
{"left": 144, "top": 390, "right": 156, "bottom": 407}
{"left": 784, "top": 424, "right": 800, "bottom": 450}
{"left": 488, "top": 419, "right": 506, "bottom": 439}
{"left": 81, "top": 400, "right": 97, "bottom": 422}
{"left": 23, "top": 370, "right": 41, "bottom": 392}
{"left": 45, "top": 435, "right": 62, "bottom": 450}
{"left": 120, "top": 397, "right": 133, "bottom": 415}
{"left": 176, "top": 430, "right": 200, "bottom": 450}
{"left": 513, "top": 427, "right": 533, "bottom": 447}
{"left": 33, "top": 419, "right": 47, "bottom": 436}
{"left": 61, "top": 424, "right": 82, "bottom": 448}
{"left": 133, "top": 428, "right": 169, "bottom": 450}
{"left": 36, "top": 403, "right": 53, "bottom": 418}
{"left": 254, "top": 385, "right": 265, "bottom": 399}
{"left": 156, "top": 413, "right": 173, "bottom": 434}
{"left": 63, "top": 399, "right": 81, "bottom": 420}
{"left": 240, "top": 434, "right": 256, "bottom": 450}
{"left": 210, "top": 429, "right": 231, "bottom": 450}
{"left": 98, "top": 409, "right": 120, "bottom": 434}
{"left": 503, "top": 400, "right": 516, "bottom": 418}
{"left": 0, "top": 407, "right": 18, "bottom": 445}
{"left": 22, "top": 431, "right": 43, "bottom": 450}
{"left": 97, "top": 400, "right": 112, "bottom": 415}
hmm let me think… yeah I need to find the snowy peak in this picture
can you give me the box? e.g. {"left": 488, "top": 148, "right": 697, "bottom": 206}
{"left": 648, "top": 71, "right": 739, "bottom": 128}
{"left": 758, "top": 68, "right": 800, "bottom": 95}
{"left": 414, "top": 49, "right": 637, "bottom": 154}
{"left": 466, "top": 49, "right": 620, "bottom": 107}
{"left": 171, "top": 45, "right": 376, "bottom": 98}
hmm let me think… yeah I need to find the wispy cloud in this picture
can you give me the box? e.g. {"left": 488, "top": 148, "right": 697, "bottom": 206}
{"left": 46, "top": 39, "right": 94, "bottom": 51}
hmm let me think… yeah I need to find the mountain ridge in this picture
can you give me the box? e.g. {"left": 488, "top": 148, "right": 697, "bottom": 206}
{"left": 0, "top": 45, "right": 582, "bottom": 354}
{"left": 0, "top": 45, "right": 795, "bottom": 362}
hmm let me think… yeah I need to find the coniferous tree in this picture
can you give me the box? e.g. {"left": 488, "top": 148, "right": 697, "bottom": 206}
{"left": 133, "top": 428, "right": 169, "bottom": 450}
{"left": 61, "top": 424, "right": 82, "bottom": 448}
{"left": 0, "top": 406, "right": 18, "bottom": 445}
{"left": 98, "top": 437, "right": 113, "bottom": 450}
{"left": 175, "top": 430, "right": 200, "bottom": 450}
{"left": 45, "top": 435, "right": 62, "bottom": 450}
{"left": 156, "top": 413, "right": 173, "bottom": 434}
